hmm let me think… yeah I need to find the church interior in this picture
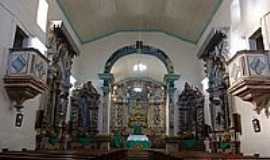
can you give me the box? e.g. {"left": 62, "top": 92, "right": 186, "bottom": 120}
{"left": 1, "top": 0, "right": 270, "bottom": 159}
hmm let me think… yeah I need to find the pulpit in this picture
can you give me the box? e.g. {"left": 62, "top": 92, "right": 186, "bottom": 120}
{"left": 228, "top": 50, "right": 270, "bottom": 116}
{"left": 4, "top": 48, "right": 48, "bottom": 109}
{"left": 4, "top": 48, "right": 48, "bottom": 127}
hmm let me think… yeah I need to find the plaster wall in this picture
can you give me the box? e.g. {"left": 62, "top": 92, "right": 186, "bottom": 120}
{"left": 0, "top": 0, "right": 79, "bottom": 150}
{"left": 74, "top": 32, "right": 202, "bottom": 88}
{"left": 46, "top": 0, "right": 81, "bottom": 49}
{"left": 0, "top": 0, "right": 44, "bottom": 150}
{"left": 198, "top": 0, "right": 270, "bottom": 156}
{"left": 229, "top": 0, "right": 270, "bottom": 156}
{"left": 233, "top": 98, "right": 270, "bottom": 157}
{"left": 230, "top": 0, "right": 270, "bottom": 54}
{"left": 197, "top": 0, "right": 232, "bottom": 50}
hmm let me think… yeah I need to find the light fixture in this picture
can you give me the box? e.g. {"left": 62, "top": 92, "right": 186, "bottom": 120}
{"left": 133, "top": 87, "right": 143, "bottom": 92}
{"left": 113, "top": 97, "right": 117, "bottom": 102}
{"left": 133, "top": 63, "right": 147, "bottom": 72}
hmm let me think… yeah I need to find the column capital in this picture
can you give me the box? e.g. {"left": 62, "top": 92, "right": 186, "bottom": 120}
{"left": 98, "top": 73, "right": 114, "bottom": 95}
{"left": 164, "top": 73, "right": 180, "bottom": 90}
{"left": 98, "top": 73, "right": 114, "bottom": 82}
{"left": 101, "top": 86, "right": 110, "bottom": 94}
{"left": 163, "top": 73, "right": 180, "bottom": 84}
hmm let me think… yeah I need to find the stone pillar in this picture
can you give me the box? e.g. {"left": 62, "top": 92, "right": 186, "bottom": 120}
{"left": 164, "top": 74, "right": 180, "bottom": 153}
{"left": 165, "top": 91, "right": 170, "bottom": 136}
{"left": 98, "top": 73, "right": 114, "bottom": 134}
{"left": 164, "top": 74, "right": 180, "bottom": 136}
{"left": 98, "top": 73, "right": 114, "bottom": 151}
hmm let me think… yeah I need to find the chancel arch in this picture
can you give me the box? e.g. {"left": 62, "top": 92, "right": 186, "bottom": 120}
{"left": 99, "top": 41, "right": 180, "bottom": 139}
{"left": 103, "top": 41, "right": 175, "bottom": 74}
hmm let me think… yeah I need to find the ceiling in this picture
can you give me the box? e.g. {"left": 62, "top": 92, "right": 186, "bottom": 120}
{"left": 57, "top": 0, "right": 223, "bottom": 44}
{"left": 111, "top": 54, "right": 167, "bottom": 82}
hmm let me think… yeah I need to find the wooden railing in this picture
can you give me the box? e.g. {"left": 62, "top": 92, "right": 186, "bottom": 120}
{"left": 1, "top": 149, "right": 269, "bottom": 160}
{"left": 147, "top": 150, "right": 270, "bottom": 160}
{"left": 0, "top": 149, "right": 128, "bottom": 160}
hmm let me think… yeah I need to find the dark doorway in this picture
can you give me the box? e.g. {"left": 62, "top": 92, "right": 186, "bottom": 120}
{"left": 13, "top": 26, "right": 28, "bottom": 48}
{"left": 249, "top": 28, "right": 265, "bottom": 50}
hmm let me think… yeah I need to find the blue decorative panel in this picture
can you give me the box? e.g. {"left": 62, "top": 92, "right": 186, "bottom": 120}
{"left": 249, "top": 57, "right": 267, "bottom": 75}
{"left": 34, "top": 63, "right": 45, "bottom": 78}
{"left": 31, "top": 55, "right": 47, "bottom": 81}
{"left": 8, "top": 53, "right": 29, "bottom": 74}
{"left": 12, "top": 55, "right": 26, "bottom": 72}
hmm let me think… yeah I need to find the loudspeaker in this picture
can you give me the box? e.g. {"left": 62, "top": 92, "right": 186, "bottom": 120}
{"left": 15, "top": 113, "right": 24, "bottom": 127}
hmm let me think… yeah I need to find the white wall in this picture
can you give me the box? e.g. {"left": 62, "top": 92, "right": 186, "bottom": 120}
{"left": 197, "top": 0, "right": 232, "bottom": 50}
{"left": 74, "top": 32, "right": 203, "bottom": 89}
{"left": 47, "top": 0, "right": 81, "bottom": 50}
{"left": 233, "top": 98, "right": 270, "bottom": 157}
{"left": 229, "top": 0, "right": 270, "bottom": 53}
{"left": 0, "top": 0, "right": 80, "bottom": 150}
{"left": 198, "top": 0, "right": 270, "bottom": 156}
{"left": 230, "top": 0, "right": 270, "bottom": 156}
{"left": 0, "top": 0, "right": 45, "bottom": 150}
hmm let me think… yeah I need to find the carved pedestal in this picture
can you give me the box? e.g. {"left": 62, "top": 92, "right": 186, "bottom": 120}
{"left": 228, "top": 50, "right": 270, "bottom": 116}
{"left": 165, "top": 136, "right": 180, "bottom": 153}
{"left": 95, "top": 135, "right": 112, "bottom": 151}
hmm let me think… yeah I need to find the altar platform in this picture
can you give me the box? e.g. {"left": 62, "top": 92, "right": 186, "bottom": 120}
{"left": 127, "top": 135, "right": 151, "bottom": 150}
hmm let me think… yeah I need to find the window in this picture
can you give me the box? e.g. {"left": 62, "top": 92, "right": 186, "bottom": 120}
{"left": 13, "top": 27, "right": 28, "bottom": 48}
{"left": 249, "top": 28, "right": 265, "bottom": 50}
{"left": 37, "top": 0, "right": 48, "bottom": 32}
{"left": 231, "top": 0, "right": 241, "bottom": 30}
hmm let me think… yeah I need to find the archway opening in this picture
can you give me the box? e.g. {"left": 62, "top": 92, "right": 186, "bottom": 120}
{"left": 99, "top": 41, "right": 179, "bottom": 149}
{"left": 110, "top": 43, "right": 170, "bottom": 149}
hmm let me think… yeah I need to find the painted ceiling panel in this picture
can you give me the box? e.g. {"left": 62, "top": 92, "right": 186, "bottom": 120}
{"left": 57, "top": 0, "right": 222, "bottom": 44}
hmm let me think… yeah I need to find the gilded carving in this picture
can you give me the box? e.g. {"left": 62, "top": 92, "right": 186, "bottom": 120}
{"left": 111, "top": 79, "right": 166, "bottom": 135}
{"left": 36, "top": 23, "right": 79, "bottom": 150}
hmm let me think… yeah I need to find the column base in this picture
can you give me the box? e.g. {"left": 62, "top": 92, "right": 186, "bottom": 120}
{"left": 96, "top": 134, "right": 112, "bottom": 151}
{"left": 165, "top": 136, "right": 180, "bottom": 153}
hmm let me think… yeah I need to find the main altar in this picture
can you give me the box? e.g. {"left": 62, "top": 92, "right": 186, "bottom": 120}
{"left": 127, "top": 125, "right": 151, "bottom": 149}
{"left": 110, "top": 78, "right": 166, "bottom": 147}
